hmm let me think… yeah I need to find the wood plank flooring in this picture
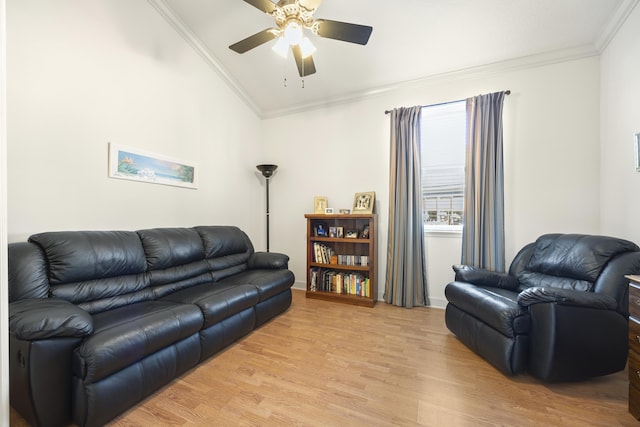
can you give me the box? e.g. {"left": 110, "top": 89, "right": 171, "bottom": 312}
{"left": 10, "top": 289, "right": 639, "bottom": 426}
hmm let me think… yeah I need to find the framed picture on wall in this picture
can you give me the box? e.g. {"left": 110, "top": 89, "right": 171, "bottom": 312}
{"left": 108, "top": 143, "right": 198, "bottom": 189}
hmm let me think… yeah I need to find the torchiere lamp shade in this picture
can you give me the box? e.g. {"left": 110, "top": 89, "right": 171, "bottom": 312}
{"left": 257, "top": 164, "right": 278, "bottom": 178}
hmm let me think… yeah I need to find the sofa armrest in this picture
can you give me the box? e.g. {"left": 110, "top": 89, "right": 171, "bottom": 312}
{"left": 248, "top": 252, "right": 290, "bottom": 270}
{"left": 516, "top": 287, "right": 617, "bottom": 310}
{"left": 10, "top": 298, "right": 93, "bottom": 340}
{"left": 452, "top": 264, "right": 519, "bottom": 290}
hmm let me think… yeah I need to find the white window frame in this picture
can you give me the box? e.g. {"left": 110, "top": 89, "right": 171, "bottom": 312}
{"left": 420, "top": 101, "right": 466, "bottom": 235}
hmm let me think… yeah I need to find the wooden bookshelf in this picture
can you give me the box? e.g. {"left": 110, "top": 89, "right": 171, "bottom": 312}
{"left": 304, "top": 213, "right": 377, "bottom": 307}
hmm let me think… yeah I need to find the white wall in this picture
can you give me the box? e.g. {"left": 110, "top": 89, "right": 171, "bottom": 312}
{"left": 263, "top": 57, "right": 602, "bottom": 307}
{"left": 3, "top": 1, "right": 270, "bottom": 423}
{"left": 6, "top": 0, "right": 264, "bottom": 243}
{"left": 0, "top": 0, "right": 8, "bottom": 424}
{"left": 600, "top": 4, "right": 640, "bottom": 242}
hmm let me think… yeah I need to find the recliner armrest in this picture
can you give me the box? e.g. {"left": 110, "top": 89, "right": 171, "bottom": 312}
{"left": 517, "top": 286, "right": 617, "bottom": 310}
{"left": 10, "top": 298, "right": 93, "bottom": 340}
{"left": 248, "top": 252, "right": 289, "bottom": 270}
{"left": 452, "top": 264, "right": 519, "bottom": 290}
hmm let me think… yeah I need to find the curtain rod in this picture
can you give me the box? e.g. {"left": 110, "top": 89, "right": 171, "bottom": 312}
{"left": 384, "top": 90, "right": 511, "bottom": 114}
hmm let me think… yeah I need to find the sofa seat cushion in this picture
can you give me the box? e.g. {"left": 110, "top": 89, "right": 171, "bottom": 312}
{"left": 445, "top": 281, "right": 529, "bottom": 337}
{"left": 161, "top": 283, "right": 259, "bottom": 328}
{"left": 218, "top": 269, "right": 295, "bottom": 301}
{"left": 73, "top": 301, "right": 203, "bottom": 384}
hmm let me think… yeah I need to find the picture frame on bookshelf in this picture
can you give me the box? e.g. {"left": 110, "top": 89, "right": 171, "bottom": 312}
{"left": 314, "top": 222, "right": 328, "bottom": 237}
{"left": 339, "top": 208, "right": 351, "bottom": 214}
{"left": 345, "top": 229, "right": 358, "bottom": 239}
{"left": 328, "top": 226, "right": 337, "bottom": 238}
{"left": 325, "top": 207, "right": 334, "bottom": 214}
{"left": 336, "top": 226, "right": 344, "bottom": 238}
{"left": 353, "top": 191, "right": 375, "bottom": 214}
{"left": 359, "top": 225, "right": 370, "bottom": 239}
{"left": 314, "top": 196, "right": 328, "bottom": 214}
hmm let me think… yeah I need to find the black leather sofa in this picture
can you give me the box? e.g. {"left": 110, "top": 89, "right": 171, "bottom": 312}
{"left": 445, "top": 233, "right": 640, "bottom": 381}
{"left": 8, "top": 226, "right": 295, "bottom": 427}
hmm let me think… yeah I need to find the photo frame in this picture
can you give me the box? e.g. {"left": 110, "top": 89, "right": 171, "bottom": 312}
{"left": 314, "top": 196, "right": 328, "bottom": 214}
{"left": 325, "top": 207, "right": 334, "bottom": 214}
{"left": 359, "top": 225, "right": 370, "bottom": 239}
{"left": 108, "top": 143, "right": 198, "bottom": 189}
{"left": 345, "top": 229, "right": 359, "bottom": 239}
{"left": 635, "top": 133, "right": 640, "bottom": 171}
{"left": 352, "top": 191, "right": 375, "bottom": 214}
{"left": 314, "top": 222, "right": 328, "bottom": 237}
{"left": 339, "top": 209, "right": 351, "bottom": 214}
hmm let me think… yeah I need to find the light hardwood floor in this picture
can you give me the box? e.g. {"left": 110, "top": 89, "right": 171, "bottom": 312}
{"left": 11, "top": 289, "right": 640, "bottom": 426}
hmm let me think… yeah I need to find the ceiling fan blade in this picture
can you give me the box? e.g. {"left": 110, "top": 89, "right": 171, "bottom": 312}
{"left": 298, "top": 0, "right": 323, "bottom": 11}
{"left": 229, "top": 29, "right": 278, "bottom": 53}
{"left": 315, "top": 19, "right": 373, "bottom": 45}
{"left": 292, "top": 45, "right": 316, "bottom": 77}
{"left": 242, "top": 0, "right": 277, "bottom": 14}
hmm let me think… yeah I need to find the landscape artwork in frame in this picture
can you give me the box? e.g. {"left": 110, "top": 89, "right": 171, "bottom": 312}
{"left": 352, "top": 191, "right": 375, "bottom": 214}
{"left": 108, "top": 143, "right": 198, "bottom": 189}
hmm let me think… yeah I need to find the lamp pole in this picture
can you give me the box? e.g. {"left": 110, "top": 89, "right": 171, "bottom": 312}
{"left": 256, "top": 164, "right": 278, "bottom": 252}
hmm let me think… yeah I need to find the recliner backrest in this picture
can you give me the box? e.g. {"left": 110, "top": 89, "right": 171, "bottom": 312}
{"left": 28, "top": 231, "right": 151, "bottom": 314}
{"left": 137, "top": 227, "right": 210, "bottom": 298}
{"left": 195, "top": 226, "right": 253, "bottom": 281}
{"left": 516, "top": 234, "right": 640, "bottom": 296}
{"left": 7, "top": 242, "right": 50, "bottom": 302}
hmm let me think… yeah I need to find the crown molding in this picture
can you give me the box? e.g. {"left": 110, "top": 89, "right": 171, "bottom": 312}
{"left": 148, "top": 0, "right": 635, "bottom": 120}
{"left": 146, "top": 0, "right": 263, "bottom": 118}
{"left": 595, "top": 0, "right": 639, "bottom": 52}
{"left": 261, "top": 44, "right": 601, "bottom": 119}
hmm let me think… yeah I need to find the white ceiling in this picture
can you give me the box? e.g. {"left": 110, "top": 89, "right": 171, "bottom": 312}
{"left": 152, "top": 0, "right": 637, "bottom": 118}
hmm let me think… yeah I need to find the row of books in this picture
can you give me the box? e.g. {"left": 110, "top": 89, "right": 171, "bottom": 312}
{"left": 312, "top": 243, "right": 369, "bottom": 266}
{"left": 338, "top": 254, "right": 369, "bottom": 266}
{"left": 313, "top": 242, "right": 334, "bottom": 264}
{"left": 309, "top": 268, "right": 371, "bottom": 297}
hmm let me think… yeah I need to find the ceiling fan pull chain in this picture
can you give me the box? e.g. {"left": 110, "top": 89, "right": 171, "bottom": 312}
{"left": 284, "top": 77, "right": 287, "bottom": 88}
{"left": 301, "top": 79, "right": 305, "bottom": 89}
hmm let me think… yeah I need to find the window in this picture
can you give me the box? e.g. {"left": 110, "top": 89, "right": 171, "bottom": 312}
{"left": 420, "top": 101, "right": 466, "bottom": 231}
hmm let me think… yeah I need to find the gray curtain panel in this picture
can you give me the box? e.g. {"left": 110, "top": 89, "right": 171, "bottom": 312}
{"left": 461, "top": 91, "right": 507, "bottom": 271}
{"left": 384, "top": 106, "right": 429, "bottom": 307}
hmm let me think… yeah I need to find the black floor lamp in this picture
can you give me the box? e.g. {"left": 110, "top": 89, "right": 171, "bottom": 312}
{"left": 256, "top": 164, "right": 278, "bottom": 252}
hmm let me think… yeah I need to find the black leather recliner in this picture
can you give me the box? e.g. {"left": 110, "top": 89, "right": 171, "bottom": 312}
{"left": 445, "top": 233, "right": 640, "bottom": 381}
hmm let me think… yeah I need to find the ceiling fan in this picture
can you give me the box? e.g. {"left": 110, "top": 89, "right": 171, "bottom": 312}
{"left": 229, "top": 0, "right": 373, "bottom": 77}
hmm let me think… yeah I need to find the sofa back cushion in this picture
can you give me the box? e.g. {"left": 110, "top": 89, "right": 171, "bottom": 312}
{"left": 518, "top": 234, "right": 640, "bottom": 292}
{"left": 195, "top": 226, "right": 253, "bottom": 281}
{"left": 8, "top": 242, "right": 50, "bottom": 302}
{"left": 28, "top": 231, "right": 151, "bottom": 313}
{"left": 138, "top": 228, "right": 204, "bottom": 270}
{"left": 137, "top": 227, "right": 210, "bottom": 298}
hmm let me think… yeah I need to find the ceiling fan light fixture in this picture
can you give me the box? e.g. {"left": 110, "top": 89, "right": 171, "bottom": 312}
{"left": 272, "top": 37, "right": 289, "bottom": 58}
{"left": 299, "top": 36, "right": 316, "bottom": 58}
{"left": 283, "top": 21, "right": 304, "bottom": 46}
{"left": 231, "top": 0, "right": 373, "bottom": 78}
